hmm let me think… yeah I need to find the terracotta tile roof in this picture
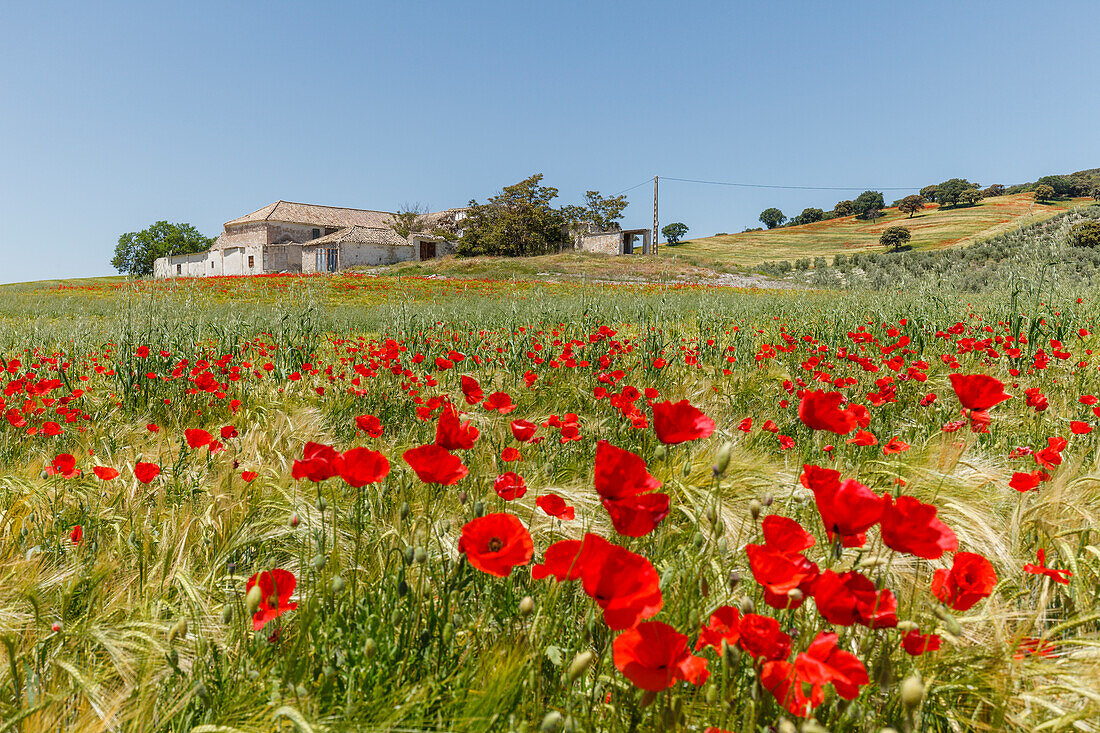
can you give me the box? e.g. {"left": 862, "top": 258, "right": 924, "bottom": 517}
{"left": 224, "top": 201, "right": 396, "bottom": 229}
{"left": 306, "top": 226, "right": 410, "bottom": 248}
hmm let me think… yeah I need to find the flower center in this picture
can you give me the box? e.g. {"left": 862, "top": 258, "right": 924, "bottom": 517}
{"left": 487, "top": 537, "right": 504, "bottom": 553}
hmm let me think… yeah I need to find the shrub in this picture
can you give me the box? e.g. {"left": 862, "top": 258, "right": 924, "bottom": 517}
{"left": 1069, "top": 221, "right": 1100, "bottom": 248}
{"left": 1035, "top": 184, "right": 1056, "bottom": 202}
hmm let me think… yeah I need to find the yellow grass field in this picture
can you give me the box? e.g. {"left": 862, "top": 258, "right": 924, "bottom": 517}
{"left": 677, "top": 193, "right": 1094, "bottom": 268}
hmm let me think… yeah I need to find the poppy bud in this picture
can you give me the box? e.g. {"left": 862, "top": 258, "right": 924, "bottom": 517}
{"left": 39, "top": 471, "right": 49, "bottom": 480}
{"left": 458, "top": 491, "right": 468, "bottom": 505}
{"left": 713, "top": 441, "right": 733, "bottom": 476}
{"left": 639, "top": 690, "right": 658, "bottom": 708}
{"left": 565, "top": 650, "right": 596, "bottom": 683}
{"left": 717, "top": 537, "right": 728, "bottom": 554}
{"left": 728, "top": 570, "right": 741, "bottom": 591}
{"left": 363, "top": 638, "right": 377, "bottom": 658}
{"left": 519, "top": 596, "right": 535, "bottom": 617}
{"left": 762, "top": 492, "right": 774, "bottom": 507}
{"left": 700, "top": 576, "right": 710, "bottom": 597}
{"left": 786, "top": 588, "right": 803, "bottom": 604}
{"left": 289, "top": 513, "right": 300, "bottom": 528}
{"left": 414, "top": 547, "right": 427, "bottom": 564}
{"left": 397, "top": 580, "right": 409, "bottom": 597}
{"left": 472, "top": 501, "right": 485, "bottom": 517}
{"left": 748, "top": 499, "right": 762, "bottom": 520}
{"left": 311, "top": 554, "right": 327, "bottom": 572}
{"left": 245, "top": 585, "right": 262, "bottom": 616}
{"left": 722, "top": 640, "right": 741, "bottom": 666}
{"left": 693, "top": 532, "right": 705, "bottom": 548}
{"left": 442, "top": 622, "right": 454, "bottom": 643}
{"left": 739, "top": 597, "right": 755, "bottom": 615}
{"left": 896, "top": 620, "right": 918, "bottom": 633}
{"left": 540, "top": 711, "right": 563, "bottom": 732}
{"left": 705, "top": 685, "right": 718, "bottom": 703}
{"left": 933, "top": 605, "right": 962, "bottom": 635}
{"left": 331, "top": 575, "right": 345, "bottom": 593}
{"left": 705, "top": 504, "right": 717, "bottom": 525}
{"left": 900, "top": 674, "right": 924, "bottom": 709}
{"left": 317, "top": 497, "right": 327, "bottom": 512}
{"left": 398, "top": 502, "right": 410, "bottom": 520}
{"left": 654, "top": 445, "right": 667, "bottom": 462}
{"left": 404, "top": 546, "right": 415, "bottom": 564}
{"left": 221, "top": 605, "right": 233, "bottom": 624}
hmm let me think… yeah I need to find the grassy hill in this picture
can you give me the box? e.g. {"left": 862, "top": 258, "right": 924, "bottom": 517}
{"left": 677, "top": 192, "right": 1094, "bottom": 268}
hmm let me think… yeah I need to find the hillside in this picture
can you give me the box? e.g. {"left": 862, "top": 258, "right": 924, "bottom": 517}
{"left": 677, "top": 192, "right": 1094, "bottom": 268}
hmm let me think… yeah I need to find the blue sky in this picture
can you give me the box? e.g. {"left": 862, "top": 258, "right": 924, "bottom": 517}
{"left": 2, "top": 0, "right": 1097, "bottom": 283}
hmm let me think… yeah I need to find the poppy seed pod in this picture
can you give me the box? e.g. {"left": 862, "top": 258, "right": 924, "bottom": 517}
{"left": 786, "top": 588, "right": 803, "bottom": 604}
{"left": 331, "top": 575, "right": 345, "bottom": 593}
{"left": 245, "top": 584, "right": 262, "bottom": 616}
{"left": 540, "top": 711, "right": 563, "bottom": 733}
{"left": 749, "top": 499, "right": 762, "bottom": 520}
{"left": 414, "top": 547, "right": 427, "bottom": 564}
{"left": 442, "top": 622, "right": 454, "bottom": 643}
{"left": 519, "top": 596, "right": 535, "bottom": 617}
{"left": 654, "top": 444, "right": 667, "bottom": 462}
{"left": 565, "top": 650, "right": 596, "bottom": 683}
{"left": 900, "top": 674, "right": 925, "bottom": 709}
{"left": 713, "top": 441, "right": 733, "bottom": 476}
{"left": 221, "top": 605, "right": 233, "bottom": 624}
{"left": 403, "top": 546, "right": 415, "bottom": 564}
{"left": 458, "top": 491, "right": 468, "bottom": 505}
{"left": 363, "top": 638, "right": 377, "bottom": 658}
{"left": 762, "top": 492, "right": 774, "bottom": 507}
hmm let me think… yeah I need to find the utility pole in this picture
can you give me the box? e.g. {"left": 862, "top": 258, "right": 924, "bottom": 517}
{"left": 652, "top": 175, "right": 659, "bottom": 256}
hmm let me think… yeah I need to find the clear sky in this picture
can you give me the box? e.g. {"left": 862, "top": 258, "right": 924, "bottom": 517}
{"left": 2, "top": 0, "right": 1098, "bottom": 284}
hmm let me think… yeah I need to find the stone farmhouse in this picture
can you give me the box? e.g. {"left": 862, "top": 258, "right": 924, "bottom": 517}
{"left": 154, "top": 201, "right": 465, "bottom": 278}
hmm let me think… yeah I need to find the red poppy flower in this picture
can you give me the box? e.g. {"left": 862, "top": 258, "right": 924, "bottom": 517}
{"left": 435, "top": 403, "right": 479, "bottom": 450}
{"left": 220, "top": 425, "right": 239, "bottom": 440}
{"left": 339, "top": 447, "right": 390, "bottom": 487}
{"left": 493, "top": 471, "right": 527, "bottom": 500}
{"left": 501, "top": 446, "right": 522, "bottom": 462}
{"left": 146, "top": 423, "right": 159, "bottom": 433}
{"left": 93, "top": 465, "right": 119, "bottom": 481}
{"left": 901, "top": 628, "right": 942, "bottom": 656}
{"left": 880, "top": 495, "right": 958, "bottom": 559}
{"left": 931, "top": 551, "right": 997, "bottom": 611}
{"left": 746, "top": 544, "right": 819, "bottom": 610}
{"left": 695, "top": 605, "right": 741, "bottom": 652}
{"left": 42, "top": 422, "right": 63, "bottom": 436}
{"left": 594, "top": 440, "right": 669, "bottom": 537}
{"left": 1034, "top": 436, "right": 1068, "bottom": 469}
{"left": 460, "top": 375, "right": 484, "bottom": 405}
{"left": 1070, "top": 421, "right": 1092, "bottom": 435}
{"left": 535, "top": 493, "right": 575, "bottom": 520}
{"left": 510, "top": 418, "right": 538, "bottom": 442}
{"left": 613, "top": 621, "right": 709, "bottom": 691}
{"left": 737, "top": 613, "right": 792, "bottom": 661}
{"left": 652, "top": 399, "right": 716, "bottom": 444}
{"left": 794, "top": 631, "right": 869, "bottom": 701}
{"left": 70, "top": 525, "right": 82, "bottom": 544}
{"left": 949, "top": 373, "right": 1011, "bottom": 411}
{"left": 802, "top": 466, "right": 885, "bottom": 546}
{"left": 846, "top": 430, "right": 878, "bottom": 446}
{"left": 403, "top": 444, "right": 468, "bottom": 485}
{"left": 483, "top": 391, "right": 515, "bottom": 414}
{"left": 797, "top": 390, "right": 856, "bottom": 435}
{"left": 185, "top": 428, "right": 213, "bottom": 449}
{"left": 1023, "top": 549, "right": 1072, "bottom": 585}
{"left": 246, "top": 568, "right": 298, "bottom": 630}
{"left": 134, "top": 462, "right": 160, "bottom": 484}
{"left": 1009, "top": 470, "right": 1045, "bottom": 492}
{"left": 47, "top": 453, "right": 80, "bottom": 478}
{"left": 533, "top": 534, "right": 663, "bottom": 630}
{"left": 240, "top": 470, "right": 258, "bottom": 482}
{"left": 458, "top": 512, "right": 533, "bottom": 577}
{"left": 291, "top": 442, "right": 343, "bottom": 482}
{"left": 882, "top": 437, "right": 909, "bottom": 454}
{"left": 760, "top": 661, "right": 823, "bottom": 718}
{"left": 355, "top": 413, "right": 384, "bottom": 437}
{"left": 738, "top": 417, "right": 752, "bottom": 432}
{"left": 813, "top": 570, "right": 898, "bottom": 628}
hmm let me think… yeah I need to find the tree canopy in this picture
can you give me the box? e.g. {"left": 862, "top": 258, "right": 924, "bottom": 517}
{"left": 880, "top": 225, "right": 912, "bottom": 252}
{"left": 833, "top": 200, "right": 855, "bottom": 217}
{"left": 853, "top": 191, "right": 885, "bottom": 220}
{"left": 456, "top": 175, "right": 572, "bottom": 257}
{"left": 1070, "top": 221, "right": 1100, "bottom": 248}
{"left": 111, "top": 221, "right": 214, "bottom": 277}
{"left": 661, "top": 222, "right": 688, "bottom": 245}
{"left": 796, "top": 208, "right": 825, "bottom": 225}
{"left": 759, "top": 208, "right": 786, "bottom": 229}
{"left": 897, "top": 195, "right": 925, "bottom": 218}
{"left": 1034, "top": 184, "right": 1056, "bottom": 202}
{"left": 562, "top": 191, "right": 629, "bottom": 231}
{"left": 936, "top": 178, "right": 980, "bottom": 207}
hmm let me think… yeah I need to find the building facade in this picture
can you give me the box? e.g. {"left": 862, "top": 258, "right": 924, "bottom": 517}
{"left": 154, "top": 201, "right": 464, "bottom": 278}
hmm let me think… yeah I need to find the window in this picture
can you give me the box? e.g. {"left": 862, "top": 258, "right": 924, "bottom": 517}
{"left": 176, "top": 264, "right": 181, "bottom": 275}
{"left": 312, "top": 228, "right": 321, "bottom": 239}
{"left": 248, "top": 255, "right": 254, "bottom": 268}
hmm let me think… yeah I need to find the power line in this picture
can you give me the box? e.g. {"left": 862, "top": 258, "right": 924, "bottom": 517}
{"left": 659, "top": 176, "right": 919, "bottom": 192}
{"left": 613, "top": 178, "right": 655, "bottom": 196}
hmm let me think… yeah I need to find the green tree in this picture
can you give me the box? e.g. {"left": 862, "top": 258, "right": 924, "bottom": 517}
{"left": 456, "top": 174, "right": 570, "bottom": 257}
{"left": 759, "top": 208, "right": 786, "bottom": 229}
{"left": 935, "top": 178, "right": 979, "bottom": 207}
{"left": 1034, "top": 184, "right": 1056, "bottom": 202}
{"left": 853, "top": 190, "right": 885, "bottom": 220}
{"left": 563, "top": 191, "right": 629, "bottom": 231}
{"left": 1036, "top": 175, "right": 1072, "bottom": 198}
{"left": 958, "top": 188, "right": 982, "bottom": 206}
{"left": 389, "top": 203, "right": 427, "bottom": 239}
{"left": 897, "top": 195, "right": 925, "bottom": 218}
{"left": 796, "top": 207, "right": 825, "bottom": 224}
{"left": 919, "top": 185, "right": 939, "bottom": 203}
{"left": 1069, "top": 221, "right": 1100, "bottom": 248}
{"left": 661, "top": 222, "right": 689, "bottom": 245}
{"left": 111, "top": 221, "right": 213, "bottom": 277}
{"left": 833, "top": 200, "right": 855, "bottom": 217}
{"left": 982, "top": 184, "right": 1005, "bottom": 197}
{"left": 1091, "top": 185, "right": 1100, "bottom": 202}
{"left": 880, "top": 225, "right": 912, "bottom": 252}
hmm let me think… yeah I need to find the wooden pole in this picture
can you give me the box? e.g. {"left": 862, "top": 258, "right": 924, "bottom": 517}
{"left": 652, "top": 175, "right": 659, "bottom": 256}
